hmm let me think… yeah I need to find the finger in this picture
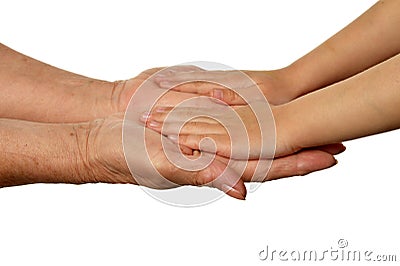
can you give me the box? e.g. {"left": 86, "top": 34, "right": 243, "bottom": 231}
{"left": 175, "top": 83, "right": 247, "bottom": 105}
{"left": 155, "top": 71, "right": 247, "bottom": 105}
{"left": 240, "top": 150, "right": 338, "bottom": 182}
{"left": 312, "top": 143, "right": 346, "bottom": 155}
{"left": 139, "top": 107, "right": 173, "bottom": 124}
{"left": 168, "top": 81, "right": 222, "bottom": 95}
{"left": 192, "top": 156, "right": 246, "bottom": 200}
{"left": 172, "top": 83, "right": 246, "bottom": 104}
{"left": 147, "top": 121, "right": 226, "bottom": 137}
{"left": 266, "top": 150, "right": 337, "bottom": 181}
{"left": 152, "top": 90, "right": 204, "bottom": 108}
{"left": 140, "top": 108, "right": 222, "bottom": 131}
{"left": 177, "top": 141, "right": 193, "bottom": 155}
{"left": 174, "top": 134, "right": 232, "bottom": 158}
{"left": 155, "top": 71, "right": 224, "bottom": 87}
{"left": 156, "top": 65, "right": 205, "bottom": 78}
{"left": 209, "top": 160, "right": 247, "bottom": 200}
{"left": 146, "top": 107, "right": 218, "bottom": 124}
{"left": 140, "top": 104, "right": 221, "bottom": 125}
{"left": 169, "top": 153, "right": 246, "bottom": 200}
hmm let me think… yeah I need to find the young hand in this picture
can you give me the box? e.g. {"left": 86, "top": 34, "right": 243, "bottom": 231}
{"left": 154, "top": 68, "right": 299, "bottom": 105}
{"left": 141, "top": 99, "right": 274, "bottom": 159}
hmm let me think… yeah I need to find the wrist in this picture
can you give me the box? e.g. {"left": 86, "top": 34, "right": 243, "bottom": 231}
{"left": 275, "top": 64, "right": 311, "bottom": 100}
{"left": 67, "top": 78, "right": 122, "bottom": 121}
{"left": 243, "top": 68, "right": 305, "bottom": 105}
{"left": 272, "top": 105, "right": 304, "bottom": 157}
{"left": 72, "top": 117, "right": 136, "bottom": 185}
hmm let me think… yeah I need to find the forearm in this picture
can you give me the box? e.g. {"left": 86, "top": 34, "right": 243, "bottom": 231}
{"left": 277, "top": 52, "right": 400, "bottom": 155}
{"left": 0, "top": 117, "right": 138, "bottom": 187}
{"left": 0, "top": 119, "right": 86, "bottom": 187}
{"left": 284, "top": 0, "right": 400, "bottom": 98}
{"left": 0, "top": 43, "right": 122, "bottom": 122}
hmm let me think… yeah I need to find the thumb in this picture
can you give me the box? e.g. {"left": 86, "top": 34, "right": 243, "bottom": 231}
{"left": 198, "top": 158, "right": 247, "bottom": 200}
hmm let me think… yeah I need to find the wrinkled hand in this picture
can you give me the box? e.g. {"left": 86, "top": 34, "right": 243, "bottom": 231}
{"left": 78, "top": 114, "right": 342, "bottom": 202}
{"left": 114, "top": 65, "right": 207, "bottom": 113}
{"left": 77, "top": 114, "right": 247, "bottom": 200}
{"left": 90, "top": 65, "right": 345, "bottom": 200}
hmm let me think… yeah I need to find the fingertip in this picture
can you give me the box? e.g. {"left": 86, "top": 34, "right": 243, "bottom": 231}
{"left": 218, "top": 176, "right": 247, "bottom": 200}
{"left": 222, "top": 184, "right": 246, "bottom": 200}
{"left": 316, "top": 143, "right": 347, "bottom": 155}
{"left": 338, "top": 144, "right": 346, "bottom": 154}
{"left": 205, "top": 160, "right": 247, "bottom": 200}
{"left": 297, "top": 150, "right": 337, "bottom": 175}
{"left": 139, "top": 111, "right": 151, "bottom": 123}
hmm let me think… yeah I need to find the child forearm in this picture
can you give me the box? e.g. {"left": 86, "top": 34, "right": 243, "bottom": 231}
{"left": 277, "top": 53, "right": 400, "bottom": 155}
{"left": 286, "top": 0, "right": 400, "bottom": 98}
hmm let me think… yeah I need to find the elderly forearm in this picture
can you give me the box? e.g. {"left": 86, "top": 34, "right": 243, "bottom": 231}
{"left": 0, "top": 119, "right": 90, "bottom": 187}
{"left": 276, "top": 53, "right": 400, "bottom": 155}
{"left": 285, "top": 0, "right": 400, "bottom": 98}
{"left": 0, "top": 43, "right": 121, "bottom": 122}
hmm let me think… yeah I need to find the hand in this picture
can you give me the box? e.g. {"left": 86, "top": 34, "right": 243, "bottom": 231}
{"left": 75, "top": 114, "right": 343, "bottom": 201}
{"left": 141, "top": 100, "right": 270, "bottom": 159}
{"left": 113, "top": 65, "right": 206, "bottom": 114}
{"left": 79, "top": 74, "right": 343, "bottom": 199}
{"left": 75, "top": 114, "right": 248, "bottom": 200}
{"left": 140, "top": 99, "right": 345, "bottom": 159}
{"left": 138, "top": 66, "right": 345, "bottom": 181}
{"left": 154, "top": 68, "right": 298, "bottom": 105}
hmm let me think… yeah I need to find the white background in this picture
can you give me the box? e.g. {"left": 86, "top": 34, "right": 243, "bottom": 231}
{"left": 1, "top": 0, "right": 399, "bottom": 265}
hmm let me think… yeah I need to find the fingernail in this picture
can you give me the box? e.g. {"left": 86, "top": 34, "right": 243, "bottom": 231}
{"left": 209, "top": 97, "right": 227, "bottom": 105}
{"left": 213, "top": 89, "right": 224, "bottom": 100}
{"left": 159, "top": 81, "right": 172, "bottom": 88}
{"left": 149, "top": 120, "right": 160, "bottom": 128}
{"left": 140, "top": 112, "right": 151, "bottom": 121}
{"left": 222, "top": 184, "right": 246, "bottom": 200}
{"left": 155, "top": 107, "right": 167, "bottom": 113}
{"left": 168, "top": 135, "right": 178, "bottom": 142}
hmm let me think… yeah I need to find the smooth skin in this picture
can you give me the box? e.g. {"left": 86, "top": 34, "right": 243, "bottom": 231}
{"left": 146, "top": 53, "right": 400, "bottom": 158}
{"left": 145, "top": 0, "right": 400, "bottom": 160}
{"left": 0, "top": 44, "right": 343, "bottom": 200}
